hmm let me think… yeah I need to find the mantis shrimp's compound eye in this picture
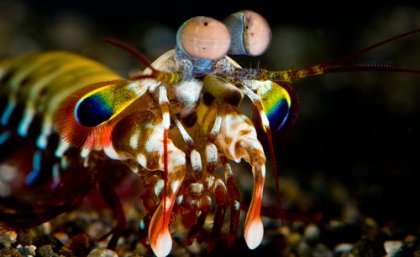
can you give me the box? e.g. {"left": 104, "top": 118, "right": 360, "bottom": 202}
{"left": 224, "top": 10, "right": 271, "bottom": 56}
{"left": 176, "top": 16, "right": 231, "bottom": 60}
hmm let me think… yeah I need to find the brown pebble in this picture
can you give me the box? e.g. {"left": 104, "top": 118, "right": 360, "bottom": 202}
{"left": 126, "top": 254, "right": 144, "bottom": 257}
{"left": 17, "top": 230, "right": 32, "bottom": 245}
{"left": 87, "top": 248, "right": 118, "bottom": 257}
{"left": 37, "top": 245, "right": 55, "bottom": 257}
{"left": 0, "top": 229, "right": 17, "bottom": 246}
{"left": 61, "top": 233, "right": 91, "bottom": 257}
{"left": 0, "top": 248, "right": 24, "bottom": 257}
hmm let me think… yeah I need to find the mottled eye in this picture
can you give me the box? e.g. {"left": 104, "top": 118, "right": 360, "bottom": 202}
{"left": 176, "top": 16, "right": 231, "bottom": 60}
{"left": 75, "top": 94, "right": 113, "bottom": 127}
{"left": 224, "top": 10, "right": 271, "bottom": 56}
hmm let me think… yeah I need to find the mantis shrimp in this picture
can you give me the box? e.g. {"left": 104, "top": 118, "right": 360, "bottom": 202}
{"left": 0, "top": 9, "right": 419, "bottom": 257}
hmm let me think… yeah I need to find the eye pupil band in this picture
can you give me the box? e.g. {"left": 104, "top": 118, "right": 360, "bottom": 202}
{"left": 224, "top": 10, "right": 272, "bottom": 56}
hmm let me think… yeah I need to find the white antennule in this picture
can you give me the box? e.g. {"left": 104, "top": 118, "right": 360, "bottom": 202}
{"left": 176, "top": 16, "right": 231, "bottom": 60}
{"left": 224, "top": 10, "right": 271, "bottom": 56}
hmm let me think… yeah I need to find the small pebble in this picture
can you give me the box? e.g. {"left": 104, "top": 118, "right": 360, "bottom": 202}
{"left": 17, "top": 244, "right": 34, "bottom": 255}
{"left": 313, "top": 243, "right": 333, "bottom": 257}
{"left": 0, "top": 248, "right": 23, "bottom": 257}
{"left": 37, "top": 245, "right": 55, "bottom": 257}
{"left": 53, "top": 231, "right": 69, "bottom": 245}
{"left": 87, "top": 248, "right": 118, "bottom": 257}
{"left": 0, "top": 229, "right": 17, "bottom": 246}
{"left": 304, "top": 223, "right": 321, "bottom": 242}
{"left": 404, "top": 234, "right": 417, "bottom": 247}
{"left": 335, "top": 242, "right": 353, "bottom": 255}
{"left": 287, "top": 231, "right": 302, "bottom": 246}
{"left": 17, "top": 231, "right": 32, "bottom": 245}
{"left": 27, "top": 245, "right": 37, "bottom": 255}
{"left": 384, "top": 240, "right": 402, "bottom": 257}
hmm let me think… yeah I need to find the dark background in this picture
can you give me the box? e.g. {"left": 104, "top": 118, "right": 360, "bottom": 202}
{"left": 1, "top": 0, "right": 419, "bottom": 231}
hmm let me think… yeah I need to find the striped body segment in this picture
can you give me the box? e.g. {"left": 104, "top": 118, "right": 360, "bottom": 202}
{"left": 0, "top": 51, "right": 121, "bottom": 150}
{"left": 0, "top": 52, "right": 123, "bottom": 229}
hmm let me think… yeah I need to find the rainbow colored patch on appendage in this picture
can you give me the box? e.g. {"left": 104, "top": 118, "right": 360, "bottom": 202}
{"left": 74, "top": 80, "right": 147, "bottom": 127}
{"left": 259, "top": 81, "right": 292, "bottom": 131}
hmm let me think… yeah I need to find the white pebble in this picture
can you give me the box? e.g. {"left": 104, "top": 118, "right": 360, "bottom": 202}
{"left": 384, "top": 240, "right": 402, "bottom": 257}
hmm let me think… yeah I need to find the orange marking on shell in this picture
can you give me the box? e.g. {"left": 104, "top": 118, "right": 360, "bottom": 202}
{"left": 180, "top": 17, "right": 231, "bottom": 60}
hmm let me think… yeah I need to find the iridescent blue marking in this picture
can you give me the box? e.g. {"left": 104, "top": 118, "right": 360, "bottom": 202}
{"left": 139, "top": 220, "right": 146, "bottom": 231}
{"left": 1, "top": 101, "right": 15, "bottom": 126}
{"left": 267, "top": 99, "right": 290, "bottom": 131}
{"left": 75, "top": 95, "right": 113, "bottom": 127}
{"left": 0, "top": 131, "right": 11, "bottom": 145}
{"left": 26, "top": 150, "right": 42, "bottom": 187}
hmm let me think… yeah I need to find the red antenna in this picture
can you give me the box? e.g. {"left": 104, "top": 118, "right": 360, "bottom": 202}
{"left": 104, "top": 37, "right": 157, "bottom": 72}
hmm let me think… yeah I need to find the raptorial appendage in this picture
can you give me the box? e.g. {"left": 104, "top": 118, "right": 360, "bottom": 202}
{"left": 133, "top": 97, "right": 266, "bottom": 254}
{"left": 197, "top": 99, "right": 266, "bottom": 249}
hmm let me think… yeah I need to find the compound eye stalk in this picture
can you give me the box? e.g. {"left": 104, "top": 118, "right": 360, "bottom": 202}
{"left": 176, "top": 16, "right": 231, "bottom": 60}
{"left": 224, "top": 10, "right": 271, "bottom": 56}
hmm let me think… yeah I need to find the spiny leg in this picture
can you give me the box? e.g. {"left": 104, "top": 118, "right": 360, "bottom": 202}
{"left": 173, "top": 112, "right": 230, "bottom": 247}
{"left": 172, "top": 115, "right": 212, "bottom": 243}
{"left": 209, "top": 176, "right": 228, "bottom": 250}
{"left": 204, "top": 116, "right": 230, "bottom": 248}
{"left": 220, "top": 156, "right": 241, "bottom": 246}
{"left": 185, "top": 142, "right": 222, "bottom": 246}
{"left": 184, "top": 181, "right": 211, "bottom": 244}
